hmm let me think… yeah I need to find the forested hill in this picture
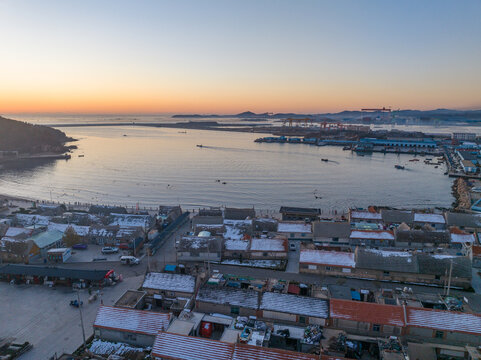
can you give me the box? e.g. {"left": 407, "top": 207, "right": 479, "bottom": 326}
{"left": 0, "top": 116, "right": 74, "bottom": 154}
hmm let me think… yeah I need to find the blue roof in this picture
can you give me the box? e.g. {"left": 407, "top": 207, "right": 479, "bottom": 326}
{"left": 29, "top": 230, "right": 64, "bottom": 249}
{"left": 351, "top": 290, "right": 361, "bottom": 301}
{"left": 164, "top": 264, "right": 177, "bottom": 272}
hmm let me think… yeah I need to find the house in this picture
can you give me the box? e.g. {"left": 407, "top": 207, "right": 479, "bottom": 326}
{"left": 253, "top": 217, "right": 278, "bottom": 232}
{"left": 381, "top": 209, "right": 414, "bottom": 227}
{"left": 93, "top": 305, "right": 171, "bottom": 347}
{"left": 279, "top": 206, "right": 320, "bottom": 221}
{"left": 445, "top": 212, "right": 481, "bottom": 234}
{"left": 3, "top": 227, "right": 33, "bottom": 241}
{"left": 277, "top": 222, "right": 312, "bottom": 241}
{"left": 88, "top": 225, "right": 117, "bottom": 245}
{"left": 394, "top": 229, "right": 450, "bottom": 248}
{"left": 349, "top": 210, "right": 382, "bottom": 224}
{"left": 461, "top": 159, "right": 477, "bottom": 173}
{"left": 114, "top": 290, "right": 147, "bottom": 310}
{"left": 349, "top": 229, "right": 395, "bottom": 247}
{"left": 46, "top": 247, "right": 71, "bottom": 263}
{"left": 417, "top": 254, "right": 472, "bottom": 289}
{"left": 249, "top": 238, "right": 287, "bottom": 260}
{"left": 406, "top": 307, "right": 481, "bottom": 345}
{"left": 142, "top": 272, "right": 196, "bottom": 309}
{"left": 0, "top": 264, "right": 110, "bottom": 286}
{"left": 299, "top": 249, "right": 355, "bottom": 276}
{"left": 192, "top": 215, "right": 224, "bottom": 235}
{"left": 312, "top": 221, "right": 351, "bottom": 246}
{"left": 223, "top": 239, "right": 250, "bottom": 260}
{"left": 109, "top": 213, "right": 153, "bottom": 229}
{"left": 232, "top": 342, "right": 318, "bottom": 360}
{"left": 177, "top": 235, "right": 222, "bottom": 263}
{"left": 223, "top": 219, "right": 253, "bottom": 240}
{"left": 329, "top": 299, "right": 405, "bottom": 337}
{"left": 450, "top": 232, "right": 476, "bottom": 245}
{"left": 47, "top": 223, "right": 90, "bottom": 238}
{"left": 14, "top": 214, "right": 50, "bottom": 228}
{"left": 413, "top": 213, "right": 446, "bottom": 230}
{"left": 260, "top": 292, "right": 328, "bottom": 326}
{"left": 88, "top": 205, "right": 127, "bottom": 215}
{"left": 28, "top": 230, "right": 64, "bottom": 258}
{"left": 224, "top": 207, "right": 255, "bottom": 220}
{"left": 195, "top": 286, "right": 259, "bottom": 317}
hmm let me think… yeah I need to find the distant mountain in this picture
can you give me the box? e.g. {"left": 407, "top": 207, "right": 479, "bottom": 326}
{"left": 0, "top": 116, "right": 74, "bottom": 154}
{"left": 173, "top": 108, "right": 481, "bottom": 120}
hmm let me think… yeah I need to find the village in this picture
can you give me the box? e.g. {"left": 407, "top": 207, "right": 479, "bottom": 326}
{"left": 0, "top": 198, "right": 481, "bottom": 360}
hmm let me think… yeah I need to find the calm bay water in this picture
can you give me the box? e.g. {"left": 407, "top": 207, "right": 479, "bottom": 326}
{"left": 0, "top": 115, "right": 458, "bottom": 211}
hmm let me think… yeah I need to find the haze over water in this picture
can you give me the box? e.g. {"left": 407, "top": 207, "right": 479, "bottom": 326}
{"left": 0, "top": 115, "right": 456, "bottom": 211}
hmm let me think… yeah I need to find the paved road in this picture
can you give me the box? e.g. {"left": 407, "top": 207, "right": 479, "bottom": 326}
{"left": 285, "top": 241, "right": 299, "bottom": 273}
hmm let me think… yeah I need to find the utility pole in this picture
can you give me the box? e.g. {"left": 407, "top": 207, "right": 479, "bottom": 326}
{"left": 76, "top": 290, "right": 86, "bottom": 349}
{"left": 446, "top": 259, "right": 453, "bottom": 296}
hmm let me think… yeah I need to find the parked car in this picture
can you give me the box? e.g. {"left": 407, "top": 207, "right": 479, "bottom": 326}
{"left": 101, "top": 246, "right": 119, "bottom": 254}
{"left": 120, "top": 256, "right": 140, "bottom": 265}
{"left": 72, "top": 243, "right": 88, "bottom": 250}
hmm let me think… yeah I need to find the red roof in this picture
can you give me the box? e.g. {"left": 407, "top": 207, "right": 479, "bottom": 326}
{"left": 330, "top": 299, "right": 405, "bottom": 327}
{"left": 94, "top": 305, "right": 170, "bottom": 336}
{"left": 287, "top": 284, "right": 300, "bottom": 295}
{"left": 233, "top": 343, "right": 317, "bottom": 360}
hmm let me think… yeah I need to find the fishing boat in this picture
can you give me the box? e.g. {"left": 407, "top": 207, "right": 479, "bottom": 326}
{"left": 409, "top": 159, "right": 419, "bottom": 162}
{"left": 342, "top": 146, "right": 351, "bottom": 151}
{"left": 196, "top": 145, "right": 203, "bottom": 148}
{"left": 78, "top": 155, "right": 84, "bottom": 158}
{"left": 394, "top": 165, "right": 405, "bottom": 170}
{"left": 321, "top": 158, "right": 329, "bottom": 162}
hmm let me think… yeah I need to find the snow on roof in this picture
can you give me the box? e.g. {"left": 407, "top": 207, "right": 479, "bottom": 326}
{"left": 224, "top": 239, "right": 250, "bottom": 251}
{"left": 152, "top": 332, "right": 234, "bottom": 360}
{"left": 94, "top": 305, "right": 170, "bottom": 336}
{"left": 15, "top": 214, "right": 50, "bottom": 226}
{"left": 450, "top": 233, "right": 476, "bottom": 243}
{"left": 260, "top": 292, "right": 328, "bottom": 318}
{"left": 5, "top": 227, "right": 32, "bottom": 238}
{"left": 431, "top": 254, "right": 457, "bottom": 259}
{"left": 350, "top": 211, "right": 382, "bottom": 220}
{"left": 142, "top": 272, "right": 196, "bottom": 294}
{"left": 364, "top": 249, "right": 412, "bottom": 258}
{"left": 28, "top": 230, "right": 64, "bottom": 248}
{"left": 350, "top": 230, "right": 394, "bottom": 240}
{"left": 299, "top": 250, "right": 355, "bottom": 268}
{"left": 250, "top": 238, "right": 286, "bottom": 252}
{"left": 223, "top": 220, "right": 251, "bottom": 240}
{"left": 47, "top": 223, "right": 90, "bottom": 236}
{"left": 277, "top": 222, "right": 312, "bottom": 233}
{"left": 109, "top": 213, "right": 151, "bottom": 228}
{"left": 414, "top": 213, "right": 445, "bottom": 224}
{"left": 196, "top": 287, "right": 259, "bottom": 309}
{"left": 407, "top": 308, "right": 481, "bottom": 335}
{"left": 232, "top": 343, "right": 318, "bottom": 360}
{"left": 330, "top": 299, "right": 405, "bottom": 327}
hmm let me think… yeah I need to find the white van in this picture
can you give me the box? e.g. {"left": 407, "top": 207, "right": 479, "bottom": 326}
{"left": 120, "top": 256, "right": 140, "bottom": 265}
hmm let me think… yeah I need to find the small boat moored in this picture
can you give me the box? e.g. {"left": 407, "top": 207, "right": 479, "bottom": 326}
{"left": 394, "top": 165, "right": 405, "bottom": 170}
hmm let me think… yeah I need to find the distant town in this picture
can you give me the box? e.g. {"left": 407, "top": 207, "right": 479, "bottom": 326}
{"left": 1, "top": 194, "right": 481, "bottom": 359}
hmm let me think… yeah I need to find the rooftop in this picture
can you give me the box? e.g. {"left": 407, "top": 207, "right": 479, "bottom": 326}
{"left": 312, "top": 221, "right": 351, "bottom": 239}
{"left": 94, "top": 305, "right": 170, "bottom": 336}
{"left": 260, "top": 292, "right": 329, "bottom": 318}
{"left": 142, "top": 272, "right": 196, "bottom": 294}
{"left": 0, "top": 264, "right": 109, "bottom": 281}
{"left": 413, "top": 213, "right": 446, "bottom": 224}
{"left": 330, "top": 299, "right": 405, "bottom": 327}
{"left": 28, "top": 230, "right": 64, "bottom": 249}
{"left": 350, "top": 230, "right": 394, "bottom": 240}
{"left": 350, "top": 210, "right": 382, "bottom": 220}
{"left": 196, "top": 286, "right": 259, "bottom": 309}
{"left": 277, "top": 222, "right": 312, "bottom": 233}
{"left": 300, "top": 250, "right": 355, "bottom": 268}
{"left": 250, "top": 238, "right": 287, "bottom": 252}
{"left": 407, "top": 307, "right": 481, "bottom": 335}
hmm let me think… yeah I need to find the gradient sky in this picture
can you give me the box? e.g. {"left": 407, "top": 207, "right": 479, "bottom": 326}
{"left": 1, "top": 0, "right": 480, "bottom": 114}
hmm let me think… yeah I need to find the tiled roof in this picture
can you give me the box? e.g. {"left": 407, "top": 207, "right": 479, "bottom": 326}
{"left": 232, "top": 343, "right": 318, "bottom": 360}
{"left": 152, "top": 332, "right": 234, "bottom": 360}
{"left": 407, "top": 307, "right": 481, "bottom": 335}
{"left": 300, "top": 250, "right": 355, "bottom": 268}
{"left": 330, "top": 299, "right": 405, "bottom": 327}
{"left": 142, "top": 272, "right": 196, "bottom": 293}
{"left": 93, "top": 305, "right": 170, "bottom": 336}
{"left": 261, "top": 292, "right": 329, "bottom": 318}
{"left": 196, "top": 286, "right": 259, "bottom": 309}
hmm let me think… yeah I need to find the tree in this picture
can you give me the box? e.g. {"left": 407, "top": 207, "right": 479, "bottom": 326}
{"left": 63, "top": 226, "right": 82, "bottom": 247}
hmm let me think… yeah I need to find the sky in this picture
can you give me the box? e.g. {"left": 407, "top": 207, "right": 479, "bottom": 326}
{"left": 0, "top": 0, "right": 480, "bottom": 114}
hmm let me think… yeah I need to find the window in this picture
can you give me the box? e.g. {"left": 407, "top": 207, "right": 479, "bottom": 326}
{"left": 308, "top": 264, "right": 317, "bottom": 270}
{"left": 290, "top": 233, "right": 295, "bottom": 238}
{"left": 301, "top": 233, "right": 305, "bottom": 237}
{"left": 383, "top": 271, "right": 390, "bottom": 276}
{"left": 299, "top": 316, "right": 306, "bottom": 324}
{"left": 325, "top": 266, "right": 331, "bottom": 271}
{"left": 435, "top": 330, "right": 444, "bottom": 339}
{"left": 435, "top": 275, "right": 441, "bottom": 280}
{"left": 372, "top": 324, "right": 381, "bottom": 332}
{"left": 231, "top": 306, "right": 240, "bottom": 315}
{"left": 263, "top": 252, "right": 268, "bottom": 257}
{"left": 332, "top": 237, "right": 339, "bottom": 242}
{"left": 123, "top": 333, "right": 137, "bottom": 341}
